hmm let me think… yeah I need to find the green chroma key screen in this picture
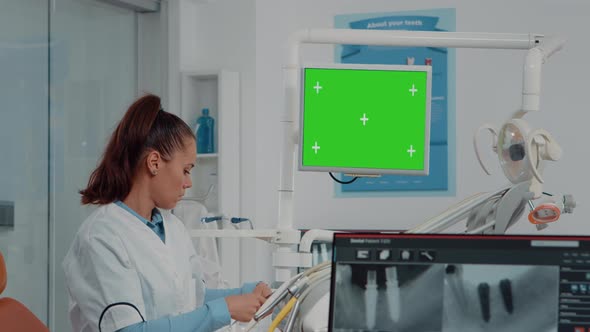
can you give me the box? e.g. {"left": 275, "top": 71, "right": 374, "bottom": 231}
{"left": 300, "top": 64, "right": 431, "bottom": 175}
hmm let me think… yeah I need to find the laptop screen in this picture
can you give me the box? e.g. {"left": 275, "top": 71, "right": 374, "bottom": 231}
{"left": 329, "top": 233, "right": 590, "bottom": 332}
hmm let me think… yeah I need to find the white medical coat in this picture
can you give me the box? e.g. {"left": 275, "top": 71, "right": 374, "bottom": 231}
{"left": 63, "top": 203, "right": 207, "bottom": 332}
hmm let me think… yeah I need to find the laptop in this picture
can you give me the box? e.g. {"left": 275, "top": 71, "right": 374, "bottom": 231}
{"left": 329, "top": 233, "right": 590, "bottom": 332}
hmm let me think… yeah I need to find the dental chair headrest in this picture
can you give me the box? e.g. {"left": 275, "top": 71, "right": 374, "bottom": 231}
{"left": 0, "top": 251, "right": 6, "bottom": 295}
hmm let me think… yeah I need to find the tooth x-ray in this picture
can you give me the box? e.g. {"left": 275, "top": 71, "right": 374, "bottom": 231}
{"left": 333, "top": 263, "right": 445, "bottom": 331}
{"left": 332, "top": 263, "right": 558, "bottom": 332}
{"left": 443, "top": 264, "right": 559, "bottom": 332}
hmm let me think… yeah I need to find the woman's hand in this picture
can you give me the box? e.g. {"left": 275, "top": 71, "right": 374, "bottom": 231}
{"left": 225, "top": 293, "right": 266, "bottom": 322}
{"left": 252, "top": 282, "right": 273, "bottom": 319}
{"left": 253, "top": 282, "right": 272, "bottom": 298}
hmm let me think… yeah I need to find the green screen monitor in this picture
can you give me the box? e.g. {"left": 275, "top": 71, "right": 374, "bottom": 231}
{"left": 299, "top": 63, "right": 432, "bottom": 175}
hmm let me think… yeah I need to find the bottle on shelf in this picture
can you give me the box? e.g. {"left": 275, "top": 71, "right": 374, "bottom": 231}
{"left": 195, "top": 108, "right": 215, "bottom": 154}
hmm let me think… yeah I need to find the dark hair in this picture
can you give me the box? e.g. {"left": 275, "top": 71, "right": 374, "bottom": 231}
{"left": 80, "top": 94, "right": 195, "bottom": 205}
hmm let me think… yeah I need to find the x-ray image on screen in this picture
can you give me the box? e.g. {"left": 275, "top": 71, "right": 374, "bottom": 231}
{"left": 442, "top": 264, "right": 559, "bottom": 332}
{"left": 331, "top": 263, "right": 559, "bottom": 332}
{"left": 329, "top": 234, "right": 588, "bottom": 332}
{"left": 332, "top": 263, "right": 445, "bottom": 332}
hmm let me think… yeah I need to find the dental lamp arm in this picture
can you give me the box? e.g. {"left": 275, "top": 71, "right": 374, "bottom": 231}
{"left": 406, "top": 187, "right": 509, "bottom": 233}
{"left": 538, "top": 36, "right": 565, "bottom": 60}
{"left": 521, "top": 37, "right": 565, "bottom": 112}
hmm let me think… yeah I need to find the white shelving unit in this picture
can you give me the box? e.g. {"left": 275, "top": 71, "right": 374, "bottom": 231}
{"left": 180, "top": 69, "right": 241, "bottom": 287}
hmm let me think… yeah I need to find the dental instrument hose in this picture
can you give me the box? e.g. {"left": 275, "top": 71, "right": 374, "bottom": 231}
{"left": 248, "top": 272, "right": 306, "bottom": 331}
{"left": 253, "top": 261, "right": 330, "bottom": 321}
{"left": 283, "top": 270, "right": 331, "bottom": 332}
{"left": 247, "top": 262, "right": 332, "bottom": 332}
{"left": 268, "top": 297, "right": 297, "bottom": 332}
{"left": 282, "top": 297, "right": 301, "bottom": 332}
{"left": 303, "top": 261, "right": 331, "bottom": 276}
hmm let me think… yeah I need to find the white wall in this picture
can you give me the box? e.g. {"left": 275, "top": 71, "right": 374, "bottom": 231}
{"left": 184, "top": 0, "right": 590, "bottom": 283}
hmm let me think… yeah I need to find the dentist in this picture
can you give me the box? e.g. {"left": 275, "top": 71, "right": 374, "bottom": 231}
{"left": 63, "top": 94, "right": 270, "bottom": 332}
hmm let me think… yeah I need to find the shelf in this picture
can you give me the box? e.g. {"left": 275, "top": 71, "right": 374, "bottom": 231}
{"left": 197, "top": 153, "right": 218, "bottom": 159}
{"left": 179, "top": 69, "right": 241, "bottom": 287}
{"left": 180, "top": 69, "right": 239, "bottom": 216}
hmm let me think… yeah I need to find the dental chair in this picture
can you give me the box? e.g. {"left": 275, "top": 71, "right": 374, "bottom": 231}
{"left": 0, "top": 251, "right": 49, "bottom": 331}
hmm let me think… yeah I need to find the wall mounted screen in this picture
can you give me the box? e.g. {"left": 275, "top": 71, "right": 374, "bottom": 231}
{"left": 299, "top": 63, "right": 432, "bottom": 175}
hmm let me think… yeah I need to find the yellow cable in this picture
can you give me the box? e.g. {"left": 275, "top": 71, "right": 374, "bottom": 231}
{"left": 267, "top": 296, "right": 297, "bottom": 332}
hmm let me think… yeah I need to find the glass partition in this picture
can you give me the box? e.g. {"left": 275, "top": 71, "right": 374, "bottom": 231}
{"left": 0, "top": 0, "right": 50, "bottom": 322}
{"left": 0, "top": 1, "right": 164, "bottom": 329}
{"left": 50, "top": 1, "right": 137, "bottom": 331}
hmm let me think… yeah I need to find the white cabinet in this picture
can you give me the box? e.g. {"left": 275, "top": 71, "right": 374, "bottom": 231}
{"left": 180, "top": 69, "right": 242, "bottom": 286}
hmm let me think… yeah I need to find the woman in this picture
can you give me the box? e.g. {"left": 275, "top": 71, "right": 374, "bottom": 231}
{"left": 63, "top": 94, "right": 270, "bottom": 332}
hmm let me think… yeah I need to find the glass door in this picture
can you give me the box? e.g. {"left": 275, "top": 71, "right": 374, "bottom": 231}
{"left": 49, "top": 1, "right": 138, "bottom": 331}
{"left": 0, "top": 0, "right": 50, "bottom": 322}
{"left": 1, "top": 1, "right": 164, "bottom": 330}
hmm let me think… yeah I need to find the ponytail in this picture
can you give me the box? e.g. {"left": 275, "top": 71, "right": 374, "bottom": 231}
{"left": 80, "top": 94, "right": 194, "bottom": 205}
